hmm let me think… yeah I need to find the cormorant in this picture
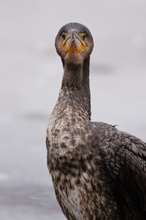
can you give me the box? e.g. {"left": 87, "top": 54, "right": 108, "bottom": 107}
{"left": 46, "top": 22, "right": 146, "bottom": 220}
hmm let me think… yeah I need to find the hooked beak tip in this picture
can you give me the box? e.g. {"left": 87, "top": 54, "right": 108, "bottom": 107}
{"left": 71, "top": 32, "right": 75, "bottom": 41}
{"left": 62, "top": 29, "right": 86, "bottom": 55}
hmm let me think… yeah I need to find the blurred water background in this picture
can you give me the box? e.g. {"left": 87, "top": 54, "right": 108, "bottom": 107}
{"left": 0, "top": 0, "right": 146, "bottom": 219}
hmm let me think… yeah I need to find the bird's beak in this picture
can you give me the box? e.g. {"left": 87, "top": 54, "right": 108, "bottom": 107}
{"left": 62, "top": 30, "right": 86, "bottom": 55}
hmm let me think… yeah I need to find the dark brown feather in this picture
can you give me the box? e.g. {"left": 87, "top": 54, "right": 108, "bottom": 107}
{"left": 46, "top": 22, "right": 146, "bottom": 220}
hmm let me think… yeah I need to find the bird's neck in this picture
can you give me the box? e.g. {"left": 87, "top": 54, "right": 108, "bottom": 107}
{"left": 82, "top": 57, "right": 91, "bottom": 119}
{"left": 62, "top": 62, "right": 83, "bottom": 89}
{"left": 61, "top": 58, "right": 91, "bottom": 119}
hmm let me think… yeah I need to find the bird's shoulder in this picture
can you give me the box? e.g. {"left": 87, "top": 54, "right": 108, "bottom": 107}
{"left": 90, "top": 121, "right": 146, "bottom": 160}
{"left": 90, "top": 121, "right": 146, "bottom": 216}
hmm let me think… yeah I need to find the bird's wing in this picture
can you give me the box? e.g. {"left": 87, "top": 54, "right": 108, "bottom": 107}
{"left": 91, "top": 122, "right": 146, "bottom": 217}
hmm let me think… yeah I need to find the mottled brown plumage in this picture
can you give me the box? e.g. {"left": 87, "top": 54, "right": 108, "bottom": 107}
{"left": 46, "top": 22, "right": 146, "bottom": 220}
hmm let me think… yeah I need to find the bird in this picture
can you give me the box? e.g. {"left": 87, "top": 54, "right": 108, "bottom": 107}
{"left": 46, "top": 22, "right": 146, "bottom": 220}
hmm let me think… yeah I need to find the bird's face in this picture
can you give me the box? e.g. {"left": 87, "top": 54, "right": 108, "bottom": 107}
{"left": 55, "top": 23, "right": 94, "bottom": 64}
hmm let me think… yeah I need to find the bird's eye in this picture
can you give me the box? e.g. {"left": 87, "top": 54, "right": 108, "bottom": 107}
{"left": 61, "top": 32, "right": 67, "bottom": 40}
{"left": 81, "top": 33, "right": 87, "bottom": 40}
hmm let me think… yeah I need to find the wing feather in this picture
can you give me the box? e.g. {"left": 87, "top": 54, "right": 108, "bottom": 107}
{"left": 92, "top": 122, "right": 146, "bottom": 218}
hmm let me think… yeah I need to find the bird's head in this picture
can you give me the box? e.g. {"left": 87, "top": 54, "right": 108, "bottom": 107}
{"left": 55, "top": 22, "right": 94, "bottom": 64}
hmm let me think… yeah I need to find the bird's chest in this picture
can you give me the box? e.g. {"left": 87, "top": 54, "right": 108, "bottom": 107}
{"left": 47, "top": 115, "right": 121, "bottom": 219}
{"left": 47, "top": 112, "right": 88, "bottom": 166}
{"left": 51, "top": 165, "right": 92, "bottom": 220}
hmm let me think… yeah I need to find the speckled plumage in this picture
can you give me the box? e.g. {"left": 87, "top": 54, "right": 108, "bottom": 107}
{"left": 46, "top": 22, "right": 146, "bottom": 220}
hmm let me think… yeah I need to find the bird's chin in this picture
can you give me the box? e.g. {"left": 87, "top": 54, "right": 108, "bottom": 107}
{"left": 64, "top": 52, "right": 84, "bottom": 64}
